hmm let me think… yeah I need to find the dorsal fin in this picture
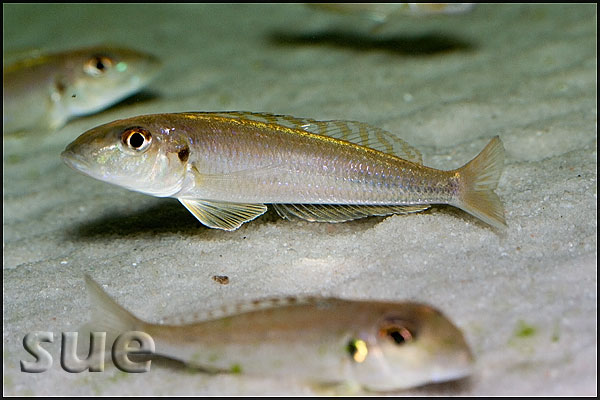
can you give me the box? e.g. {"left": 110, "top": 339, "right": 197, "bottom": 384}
{"left": 158, "top": 295, "right": 333, "bottom": 326}
{"left": 204, "top": 112, "right": 423, "bottom": 164}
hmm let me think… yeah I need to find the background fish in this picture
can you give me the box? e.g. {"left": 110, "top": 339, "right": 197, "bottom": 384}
{"left": 3, "top": 45, "right": 161, "bottom": 134}
{"left": 308, "top": 3, "right": 476, "bottom": 24}
{"left": 85, "top": 275, "right": 474, "bottom": 391}
{"left": 61, "top": 112, "right": 506, "bottom": 230}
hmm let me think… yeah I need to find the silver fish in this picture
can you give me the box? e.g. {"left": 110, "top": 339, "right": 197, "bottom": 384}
{"left": 85, "top": 275, "right": 474, "bottom": 391}
{"left": 61, "top": 112, "right": 506, "bottom": 231}
{"left": 309, "top": 3, "right": 476, "bottom": 24}
{"left": 3, "top": 45, "right": 161, "bottom": 133}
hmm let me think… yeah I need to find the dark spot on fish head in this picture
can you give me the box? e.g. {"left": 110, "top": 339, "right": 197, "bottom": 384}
{"left": 178, "top": 146, "right": 190, "bottom": 162}
{"left": 54, "top": 78, "right": 66, "bottom": 95}
{"left": 286, "top": 296, "right": 297, "bottom": 304}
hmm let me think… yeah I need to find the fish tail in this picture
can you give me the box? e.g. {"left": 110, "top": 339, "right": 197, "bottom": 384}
{"left": 454, "top": 136, "right": 507, "bottom": 229}
{"left": 84, "top": 274, "right": 145, "bottom": 342}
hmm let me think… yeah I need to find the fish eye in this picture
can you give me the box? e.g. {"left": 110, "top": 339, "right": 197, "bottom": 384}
{"left": 346, "top": 338, "right": 368, "bottom": 363}
{"left": 84, "top": 55, "right": 114, "bottom": 76}
{"left": 121, "top": 127, "right": 152, "bottom": 152}
{"left": 379, "top": 319, "right": 416, "bottom": 345}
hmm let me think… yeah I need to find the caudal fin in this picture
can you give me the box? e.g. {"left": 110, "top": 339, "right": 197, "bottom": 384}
{"left": 84, "top": 274, "right": 145, "bottom": 343}
{"left": 455, "top": 136, "right": 507, "bottom": 229}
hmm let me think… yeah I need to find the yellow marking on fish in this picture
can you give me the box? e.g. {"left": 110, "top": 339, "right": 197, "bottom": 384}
{"left": 348, "top": 339, "right": 369, "bottom": 363}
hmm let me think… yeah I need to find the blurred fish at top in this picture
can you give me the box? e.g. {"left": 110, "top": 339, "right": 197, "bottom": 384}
{"left": 308, "top": 3, "right": 475, "bottom": 25}
{"left": 3, "top": 45, "right": 161, "bottom": 134}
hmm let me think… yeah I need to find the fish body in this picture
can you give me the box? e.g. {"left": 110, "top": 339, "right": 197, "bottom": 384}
{"left": 85, "top": 275, "right": 474, "bottom": 391}
{"left": 309, "top": 3, "right": 475, "bottom": 23}
{"left": 3, "top": 45, "right": 161, "bottom": 133}
{"left": 61, "top": 112, "right": 506, "bottom": 230}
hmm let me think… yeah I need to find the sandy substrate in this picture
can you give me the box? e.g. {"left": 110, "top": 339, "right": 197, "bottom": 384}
{"left": 3, "top": 4, "right": 596, "bottom": 395}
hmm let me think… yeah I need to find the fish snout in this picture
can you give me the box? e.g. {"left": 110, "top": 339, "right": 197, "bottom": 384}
{"left": 61, "top": 148, "right": 88, "bottom": 172}
{"left": 429, "top": 345, "right": 475, "bottom": 384}
{"left": 61, "top": 140, "right": 94, "bottom": 174}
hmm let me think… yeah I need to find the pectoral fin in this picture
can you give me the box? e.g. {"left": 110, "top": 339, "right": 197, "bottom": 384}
{"left": 179, "top": 199, "right": 267, "bottom": 231}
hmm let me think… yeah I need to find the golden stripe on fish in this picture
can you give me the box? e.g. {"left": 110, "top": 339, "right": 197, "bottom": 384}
{"left": 84, "top": 275, "right": 473, "bottom": 391}
{"left": 61, "top": 111, "right": 506, "bottom": 231}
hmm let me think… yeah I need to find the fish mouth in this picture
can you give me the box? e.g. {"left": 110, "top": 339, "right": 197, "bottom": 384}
{"left": 60, "top": 149, "right": 92, "bottom": 175}
{"left": 430, "top": 364, "right": 473, "bottom": 384}
{"left": 428, "top": 354, "right": 474, "bottom": 384}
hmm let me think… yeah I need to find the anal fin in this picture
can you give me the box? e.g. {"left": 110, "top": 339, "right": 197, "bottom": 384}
{"left": 179, "top": 199, "right": 267, "bottom": 231}
{"left": 272, "top": 203, "right": 430, "bottom": 223}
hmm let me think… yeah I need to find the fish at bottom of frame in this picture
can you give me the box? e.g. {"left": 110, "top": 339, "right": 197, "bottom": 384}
{"left": 83, "top": 274, "right": 474, "bottom": 392}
